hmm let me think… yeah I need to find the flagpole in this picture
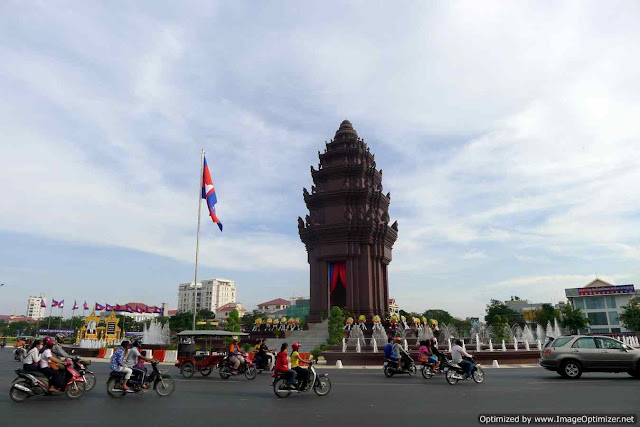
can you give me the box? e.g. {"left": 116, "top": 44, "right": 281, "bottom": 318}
{"left": 192, "top": 149, "right": 205, "bottom": 330}
{"left": 47, "top": 302, "right": 54, "bottom": 329}
{"left": 59, "top": 304, "right": 64, "bottom": 329}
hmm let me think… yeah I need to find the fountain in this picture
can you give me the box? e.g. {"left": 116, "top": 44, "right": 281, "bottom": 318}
{"left": 546, "top": 321, "right": 554, "bottom": 339}
{"left": 440, "top": 324, "right": 457, "bottom": 341}
{"left": 462, "top": 339, "right": 466, "bottom": 351}
{"left": 372, "top": 338, "right": 378, "bottom": 353}
{"left": 553, "top": 319, "right": 562, "bottom": 337}
{"left": 448, "top": 338, "right": 452, "bottom": 352}
{"left": 356, "top": 338, "right": 361, "bottom": 353}
{"left": 536, "top": 324, "right": 545, "bottom": 343}
{"left": 476, "top": 333, "right": 481, "bottom": 352}
{"left": 342, "top": 338, "right": 346, "bottom": 353}
{"left": 512, "top": 325, "right": 523, "bottom": 343}
{"left": 514, "top": 341, "right": 518, "bottom": 351}
{"left": 522, "top": 325, "right": 535, "bottom": 343}
{"left": 501, "top": 340, "right": 506, "bottom": 351}
{"left": 372, "top": 322, "right": 388, "bottom": 348}
{"left": 489, "top": 339, "right": 494, "bottom": 352}
{"left": 403, "top": 339, "right": 408, "bottom": 352}
{"left": 525, "top": 340, "right": 530, "bottom": 351}
{"left": 348, "top": 324, "right": 365, "bottom": 349}
{"left": 142, "top": 320, "right": 170, "bottom": 345}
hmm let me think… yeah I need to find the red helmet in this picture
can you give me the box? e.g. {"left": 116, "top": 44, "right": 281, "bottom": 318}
{"left": 43, "top": 336, "right": 55, "bottom": 348}
{"left": 291, "top": 342, "right": 300, "bottom": 351}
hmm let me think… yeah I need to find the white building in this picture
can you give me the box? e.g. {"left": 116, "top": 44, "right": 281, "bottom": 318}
{"left": 177, "top": 278, "right": 236, "bottom": 313}
{"left": 257, "top": 298, "right": 291, "bottom": 314}
{"left": 216, "top": 302, "right": 247, "bottom": 320}
{"left": 26, "top": 295, "right": 46, "bottom": 320}
{"left": 565, "top": 279, "right": 639, "bottom": 334}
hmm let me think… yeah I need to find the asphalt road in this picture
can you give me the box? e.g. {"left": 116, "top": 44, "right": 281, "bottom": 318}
{"left": 1, "top": 349, "right": 638, "bottom": 427}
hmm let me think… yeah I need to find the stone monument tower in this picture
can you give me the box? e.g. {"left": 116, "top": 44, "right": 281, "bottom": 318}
{"left": 298, "top": 120, "right": 398, "bottom": 323}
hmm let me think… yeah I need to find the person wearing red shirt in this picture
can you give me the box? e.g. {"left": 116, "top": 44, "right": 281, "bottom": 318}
{"left": 273, "top": 343, "right": 297, "bottom": 389}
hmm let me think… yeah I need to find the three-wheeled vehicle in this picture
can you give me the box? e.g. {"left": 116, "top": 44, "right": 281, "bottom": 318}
{"left": 175, "top": 330, "right": 250, "bottom": 378}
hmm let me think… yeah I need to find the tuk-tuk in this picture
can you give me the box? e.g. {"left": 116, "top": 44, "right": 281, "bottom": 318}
{"left": 175, "top": 330, "right": 249, "bottom": 378}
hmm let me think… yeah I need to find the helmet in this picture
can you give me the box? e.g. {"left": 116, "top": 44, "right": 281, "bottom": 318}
{"left": 291, "top": 342, "right": 300, "bottom": 351}
{"left": 43, "top": 337, "right": 55, "bottom": 348}
{"left": 55, "top": 334, "right": 65, "bottom": 343}
{"left": 395, "top": 336, "right": 402, "bottom": 342}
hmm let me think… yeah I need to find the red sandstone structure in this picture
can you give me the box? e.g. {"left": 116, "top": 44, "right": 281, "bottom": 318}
{"left": 299, "top": 120, "right": 398, "bottom": 323}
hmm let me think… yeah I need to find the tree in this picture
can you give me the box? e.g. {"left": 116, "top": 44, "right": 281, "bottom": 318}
{"left": 560, "top": 304, "right": 590, "bottom": 334}
{"left": 241, "top": 310, "right": 261, "bottom": 330}
{"left": 533, "top": 304, "right": 560, "bottom": 327}
{"left": 169, "top": 311, "right": 194, "bottom": 332}
{"left": 485, "top": 299, "right": 520, "bottom": 325}
{"left": 327, "top": 306, "right": 344, "bottom": 345}
{"left": 422, "top": 309, "right": 455, "bottom": 325}
{"left": 618, "top": 297, "right": 640, "bottom": 333}
{"left": 490, "top": 315, "right": 510, "bottom": 342}
{"left": 226, "top": 309, "right": 241, "bottom": 333}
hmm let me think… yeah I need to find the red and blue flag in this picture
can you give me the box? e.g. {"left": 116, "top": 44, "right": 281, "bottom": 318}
{"left": 40, "top": 298, "right": 46, "bottom": 308}
{"left": 126, "top": 304, "right": 134, "bottom": 313}
{"left": 83, "top": 301, "right": 89, "bottom": 310}
{"left": 52, "top": 299, "right": 59, "bottom": 307}
{"left": 95, "top": 303, "right": 105, "bottom": 311}
{"left": 105, "top": 304, "right": 114, "bottom": 311}
{"left": 58, "top": 300, "right": 64, "bottom": 309}
{"left": 72, "top": 301, "right": 78, "bottom": 310}
{"left": 202, "top": 156, "right": 223, "bottom": 231}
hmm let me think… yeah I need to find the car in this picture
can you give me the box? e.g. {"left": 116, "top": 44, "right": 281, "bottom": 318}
{"left": 540, "top": 335, "right": 640, "bottom": 379}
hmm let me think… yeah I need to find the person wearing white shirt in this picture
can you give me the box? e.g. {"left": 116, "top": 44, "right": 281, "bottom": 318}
{"left": 451, "top": 339, "right": 473, "bottom": 378}
{"left": 22, "top": 339, "right": 43, "bottom": 373}
{"left": 39, "top": 337, "right": 65, "bottom": 392}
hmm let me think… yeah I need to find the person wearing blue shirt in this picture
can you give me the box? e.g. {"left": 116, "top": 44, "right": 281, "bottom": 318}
{"left": 384, "top": 337, "right": 398, "bottom": 365}
{"left": 110, "top": 340, "right": 132, "bottom": 391}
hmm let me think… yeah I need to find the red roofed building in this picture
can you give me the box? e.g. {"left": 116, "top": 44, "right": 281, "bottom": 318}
{"left": 0, "top": 314, "right": 36, "bottom": 324}
{"left": 216, "top": 302, "right": 247, "bottom": 320}
{"left": 257, "top": 298, "right": 291, "bottom": 314}
{"left": 121, "top": 302, "right": 169, "bottom": 322}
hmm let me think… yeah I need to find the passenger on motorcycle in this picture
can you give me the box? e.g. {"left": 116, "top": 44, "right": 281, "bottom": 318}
{"left": 229, "top": 339, "right": 245, "bottom": 374}
{"left": 290, "top": 342, "right": 311, "bottom": 389}
{"left": 39, "top": 337, "right": 65, "bottom": 393}
{"left": 256, "top": 339, "right": 270, "bottom": 369}
{"left": 384, "top": 337, "right": 398, "bottom": 365}
{"left": 22, "top": 339, "right": 43, "bottom": 373}
{"left": 52, "top": 334, "right": 71, "bottom": 360}
{"left": 418, "top": 340, "right": 438, "bottom": 368}
{"left": 273, "top": 343, "right": 297, "bottom": 389}
{"left": 427, "top": 338, "right": 442, "bottom": 372}
{"left": 14, "top": 337, "right": 25, "bottom": 349}
{"left": 126, "top": 340, "right": 153, "bottom": 384}
{"left": 110, "top": 340, "right": 132, "bottom": 391}
{"left": 451, "top": 339, "right": 473, "bottom": 378}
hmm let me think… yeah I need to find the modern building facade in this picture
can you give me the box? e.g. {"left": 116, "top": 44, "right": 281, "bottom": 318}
{"left": 26, "top": 295, "right": 46, "bottom": 320}
{"left": 177, "top": 278, "right": 236, "bottom": 313}
{"left": 565, "top": 279, "right": 639, "bottom": 334}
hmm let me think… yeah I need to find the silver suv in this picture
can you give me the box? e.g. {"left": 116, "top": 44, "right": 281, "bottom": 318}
{"left": 539, "top": 335, "right": 640, "bottom": 379}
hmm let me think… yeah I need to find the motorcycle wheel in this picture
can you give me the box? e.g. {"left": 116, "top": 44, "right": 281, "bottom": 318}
{"left": 408, "top": 364, "right": 417, "bottom": 376}
{"left": 313, "top": 376, "right": 331, "bottom": 396}
{"left": 155, "top": 377, "right": 176, "bottom": 397}
{"left": 472, "top": 367, "right": 485, "bottom": 384}
{"left": 445, "top": 370, "right": 459, "bottom": 385}
{"left": 273, "top": 378, "right": 292, "bottom": 398}
{"left": 84, "top": 372, "right": 97, "bottom": 391}
{"left": 245, "top": 366, "right": 257, "bottom": 380}
{"left": 219, "top": 365, "right": 231, "bottom": 380}
{"left": 9, "top": 381, "right": 30, "bottom": 403}
{"left": 422, "top": 366, "right": 433, "bottom": 379}
{"left": 181, "top": 362, "right": 195, "bottom": 378}
{"left": 200, "top": 367, "right": 212, "bottom": 377}
{"left": 65, "top": 381, "right": 86, "bottom": 399}
{"left": 383, "top": 366, "right": 394, "bottom": 377}
{"left": 106, "top": 378, "right": 126, "bottom": 398}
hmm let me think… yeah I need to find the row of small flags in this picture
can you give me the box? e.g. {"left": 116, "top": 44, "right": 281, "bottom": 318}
{"left": 40, "top": 299, "right": 162, "bottom": 314}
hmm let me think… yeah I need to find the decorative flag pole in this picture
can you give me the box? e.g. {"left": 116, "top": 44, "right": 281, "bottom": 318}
{"left": 192, "top": 150, "right": 205, "bottom": 330}
{"left": 58, "top": 299, "right": 65, "bottom": 329}
{"left": 192, "top": 150, "right": 224, "bottom": 330}
{"left": 47, "top": 299, "right": 57, "bottom": 329}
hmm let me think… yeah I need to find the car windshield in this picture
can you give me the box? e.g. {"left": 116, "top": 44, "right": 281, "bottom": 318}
{"left": 551, "top": 337, "right": 573, "bottom": 347}
{"left": 595, "top": 337, "right": 623, "bottom": 350}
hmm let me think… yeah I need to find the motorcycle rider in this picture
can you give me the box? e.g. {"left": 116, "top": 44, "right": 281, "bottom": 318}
{"left": 52, "top": 334, "right": 71, "bottom": 360}
{"left": 257, "top": 339, "right": 270, "bottom": 370}
{"left": 110, "top": 340, "right": 132, "bottom": 391}
{"left": 273, "top": 342, "right": 297, "bottom": 389}
{"left": 393, "top": 337, "right": 411, "bottom": 371}
{"left": 451, "top": 339, "right": 473, "bottom": 379}
{"left": 39, "top": 337, "right": 65, "bottom": 393}
{"left": 290, "top": 342, "right": 311, "bottom": 389}
{"left": 428, "top": 338, "right": 443, "bottom": 372}
{"left": 228, "top": 338, "right": 245, "bottom": 374}
{"left": 22, "top": 339, "right": 43, "bottom": 373}
{"left": 126, "top": 340, "right": 153, "bottom": 385}
{"left": 384, "top": 337, "right": 398, "bottom": 366}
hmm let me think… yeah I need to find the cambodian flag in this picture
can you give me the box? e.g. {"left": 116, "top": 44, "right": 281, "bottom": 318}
{"left": 154, "top": 306, "right": 163, "bottom": 314}
{"left": 136, "top": 305, "right": 145, "bottom": 314}
{"left": 58, "top": 300, "right": 64, "bottom": 309}
{"left": 202, "top": 156, "right": 223, "bottom": 231}
{"left": 72, "top": 301, "right": 78, "bottom": 310}
{"left": 105, "top": 304, "right": 114, "bottom": 311}
{"left": 95, "top": 303, "right": 105, "bottom": 311}
{"left": 40, "top": 299, "right": 46, "bottom": 308}
{"left": 52, "top": 299, "right": 59, "bottom": 307}
{"left": 83, "top": 301, "right": 89, "bottom": 310}
{"left": 126, "top": 304, "right": 134, "bottom": 313}
{"left": 115, "top": 304, "right": 124, "bottom": 312}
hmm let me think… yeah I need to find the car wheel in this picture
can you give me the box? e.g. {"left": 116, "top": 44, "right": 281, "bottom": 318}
{"left": 560, "top": 360, "right": 582, "bottom": 379}
{"left": 628, "top": 362, "right": 640, "bottom": 379}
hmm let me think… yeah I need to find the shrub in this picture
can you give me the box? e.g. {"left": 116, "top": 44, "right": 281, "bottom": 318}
{"left": 327, "top": 306, "right": 344, "bottom": 345}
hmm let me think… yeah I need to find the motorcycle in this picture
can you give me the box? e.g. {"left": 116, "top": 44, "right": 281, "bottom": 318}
{"left": 272, "top": 360, "right": 331, "bottom": 398}
{"left": 383, "top": 354, "right": 417, "bottom": 377}
{"left": 219, "top": 353, "right": 257, "bottom": 380}
{"left": 254, "top": 351, "right": 276, "bottom": 373}
{"left": 72, "top": 357, "right": 96, "bottom": 391}
{"left": 445, "top": 357, "right": 485, "bottom": 385}
{"left": 14, "top": 347, "right": 26, "bottom": 362}
{"left": 106, "top": 361, "right": 175, "bottom": 398}
{"left": 9, "top": 359, "right": 86, "bottom": 402}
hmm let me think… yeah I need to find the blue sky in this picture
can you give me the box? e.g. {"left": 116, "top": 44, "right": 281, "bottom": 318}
{"left": 2, "top": 1, "right": 640, "bottom": 319}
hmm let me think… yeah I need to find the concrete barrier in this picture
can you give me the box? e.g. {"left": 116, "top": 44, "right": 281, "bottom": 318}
{"left": 153, "top": 350, "right": 166, "bottom": 362}
{"left": 164, "top": 350, "right": 178, "bottom": 363}
{"left": 97, "top": 348, "right": 107, "bottom": 358}
{"left": 104, "top": 348, "right": 114, "bottom": 359}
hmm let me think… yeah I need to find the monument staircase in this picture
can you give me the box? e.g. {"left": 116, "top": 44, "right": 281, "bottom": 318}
{"left": 266, "top": 320, "right": 329, "bottom": 353}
